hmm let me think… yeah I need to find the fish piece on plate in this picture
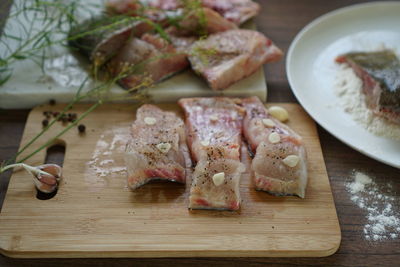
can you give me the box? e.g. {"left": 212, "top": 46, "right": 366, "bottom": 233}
{"left": 201, "top": 0, "right": 260, "bottom": 25}
{"left": 336, "top": 50, "right": 400, "bottom": 124}
{"left": 107, "top": 33, "right": 189, "bottom": 89}
{"left": 125, "top": 104, "right": 191, "bottom": 189}
{"left": 188, "top": 29, "right": 283, "bottom": 90}
{"left": 179, "top": 97, "right": 245, "bottom": 210}
{"left": 178, "top": 97, "right": 245, "bottom": 162}
{"left": 242, "top": 96, "right": 308, "bottom": 198}
{"left": 68, "top": 15, "right": 153, "bottom": 67}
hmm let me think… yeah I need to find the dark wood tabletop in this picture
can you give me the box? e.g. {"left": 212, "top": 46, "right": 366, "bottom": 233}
{"left": 1, "top": 0, "right": 399, "bottom": 266}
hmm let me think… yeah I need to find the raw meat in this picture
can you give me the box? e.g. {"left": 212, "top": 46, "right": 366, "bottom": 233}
{"left": 107, "top": 34, "right": 189, "bottom": 89}
{"left": 125, "top": 104, "right": 191, "bottom": 189}
{"left": 242, "top": 97, "right": 308, "bottom": 198}
{"left": 336, "top": 50, "right": 400, "bottom": 124}
{"left": 179, "top": 97, "right": 245, "bottom": 210}
{"left": 188, "top": 29, "right": 283, "bottom": 90}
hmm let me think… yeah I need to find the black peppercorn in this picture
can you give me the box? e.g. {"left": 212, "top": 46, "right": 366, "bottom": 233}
{"left": 49, "top": 99, "right": 56, "bottom": 105}
{"left": 42, "top": 119, "right": 49, "bottom": 127}
{"left": 78, "top": 124, "right": 86, "bottom": 133}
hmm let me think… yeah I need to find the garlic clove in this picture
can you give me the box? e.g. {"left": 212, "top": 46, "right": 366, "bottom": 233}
{"left": 268, "top": 106, "right": 289, "bottom": 122}
{"left": 144, "top": 117, "right": 157, "bottom": 125}
{"left": 268, "top": 132, "right": 281, "bottom": 143}
{"left": 282, "top": 155, "right": 300, "bottom": 168}
{"left": 212, "top": 172, "right": 225, "bottom": 186}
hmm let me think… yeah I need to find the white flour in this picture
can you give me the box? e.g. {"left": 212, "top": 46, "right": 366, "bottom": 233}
{"left": 334, "top": 64, "right": 400, "bottom": 140}
{"left": 346, "top": 171, "right": 399, "bottom": 241}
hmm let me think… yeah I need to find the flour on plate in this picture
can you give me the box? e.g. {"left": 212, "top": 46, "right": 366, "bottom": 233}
{"left": 346, "top": 171, "right": 399, "bottom": 241}
{"left": 334, "top": 64, "right": 400, "bottom": 140}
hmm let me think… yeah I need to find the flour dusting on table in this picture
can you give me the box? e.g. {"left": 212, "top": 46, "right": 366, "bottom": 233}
{"left": 334, "top": 64, "right": 400, "bottom": 140}
{"left": 346, "top": 171, "right": 399, "bottom": 241}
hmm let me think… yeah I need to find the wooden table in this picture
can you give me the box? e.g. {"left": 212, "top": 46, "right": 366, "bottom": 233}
{"left": 0, "top": 0, "right": 399, "bottom": 266}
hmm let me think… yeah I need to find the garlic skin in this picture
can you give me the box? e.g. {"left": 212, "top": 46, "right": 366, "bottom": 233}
{"left": 33, "top": 164, "right": 63, "bottom": 193}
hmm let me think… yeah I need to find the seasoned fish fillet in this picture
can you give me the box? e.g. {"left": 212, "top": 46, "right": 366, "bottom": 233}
{"left": 106, "top": 1, "right": 237, "bottom": 35}
{"left": 178, "top": 97, "right": 245, "bottom": 162}
{"left": 68, "top": 15, "right": 153, "bottom": 67}
{"left": 201, "top": 0, "right": 260, "bottom": 25}
{"left": 188, "top": 29, "right": 283, "bottom": 90}
{"left": 336, "top": 50, "right": 400, "bottom": 124}
{"left": 107, "top": 34, "right": 189, "bottom": 89}
{"left": 242, "top": 97, "right": 308, "bottom": 198}
{"left": 106, "top": 0, "right": 260, "bottom": 26}
{"left": 125, "top": 104, "right": 191, "bottom": 189}
{"left": 179, "top": 97, "right": 245, "bottom": 210}
{"left": 166, "top": 7, "right": 237, "bottom": 37}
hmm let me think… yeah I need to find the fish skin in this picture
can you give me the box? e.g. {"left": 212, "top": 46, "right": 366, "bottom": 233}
{"left": 336, "top": 50, "right": 400, "bottom": 124}
{"left": 188, "top": 29, "right": 283, "bottom": 90}
{"left": 125, "top": 104, "right": 191, "bottom": 190}
{"left": 68, "top": 15, "right": 152, "bottom": 67}
{"left": 242, "top": 96, "right": 308, "bottom": 198}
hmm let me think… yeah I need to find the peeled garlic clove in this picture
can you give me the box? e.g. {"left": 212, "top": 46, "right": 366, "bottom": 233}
{"left": 212, "top": 172, "right": 225, "bottom": 186}
{"left": 282, "top": 155, "right": 299, "bottom": 168}
{"left": 268, "top": 106, "right": 289, "bottom": 122}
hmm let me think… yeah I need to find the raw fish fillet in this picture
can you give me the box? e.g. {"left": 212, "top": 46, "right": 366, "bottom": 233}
{"left": 125, "top": 104, "right": 191, "bottom": 189}
{"left": 201, "top": 0, "right": 260, "bottom": 25}
{"left": 242, "top": 97, "right": 308, "bottom": 198}
{"left": 106, "top": 1, "right": 237, "bottom": 35}
{"left": 68, "top": 15, "right": 152, "bottom": 67}
{"left": 179, "top": 97, "right": 245, "bottom": 210}
{"left": 107, "top": 34, "right": 189, "bottom": 89}
{"left": 188, "top": 29, "right": 283, "bottom": 90}
{"left": 106, "top": 0, "right": 260, "bottom": 25}
{"left": 336, "top": 50, "right": 400, "bottom": 124}
{"left": 178, "top": 97, "right": 245, "bottom": 162}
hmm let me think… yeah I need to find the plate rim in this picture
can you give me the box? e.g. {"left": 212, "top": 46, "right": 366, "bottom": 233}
{"left": 286, "top": 1, "right": 400, "bottom": 169}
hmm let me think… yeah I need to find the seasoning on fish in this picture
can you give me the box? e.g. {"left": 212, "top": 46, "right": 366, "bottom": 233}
{"left": 179, "top": 97, "right": 245, "bottom": 210}
{"left": 242, "top": 97, "right": 308, "bottom": 198}
{"left": 201, "top": 0, "right": 260, "bottom": 25}
{"left": 107, "top": 33, "right": 189, "bottom": 89}
{"left": 336, "top": 50, "right": 400, "bottom": 124}
{"left": 125, "top": 104, "right": 191, "bottom": 189}
{"left": 188, "top": 29, "right": 283, "bottom": 90}
{"left": 68, "top": 15, "right": 152, "bottom": 67}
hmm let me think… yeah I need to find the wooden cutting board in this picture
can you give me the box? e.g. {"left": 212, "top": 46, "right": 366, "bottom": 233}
{"left": 0, "top": 103, "right": 341, "bottom": 258}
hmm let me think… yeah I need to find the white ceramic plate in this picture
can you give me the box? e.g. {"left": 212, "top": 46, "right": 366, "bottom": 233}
{"left": 287, "top": 1, "right": 400, "bottom": 168}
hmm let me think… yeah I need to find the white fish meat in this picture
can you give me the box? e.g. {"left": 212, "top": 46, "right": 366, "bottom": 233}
{"left": 179, "top": 97, "right": 245, "bottom": 210}
{"left": 188, "top": 29, "right": 283, "bottom": 90}
{"left": 242, "top": 97, "right": 308, "bottom": 198}
{"left": 125, "top": 104, "right": 191, "bottom": 189}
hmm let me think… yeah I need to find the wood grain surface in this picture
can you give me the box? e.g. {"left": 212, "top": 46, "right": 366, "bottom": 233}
{"left": 0, "top": 0, "right": 399, "bottom": 266}
{"left": 0, "top": 103, "right": 340, "bottom": 258}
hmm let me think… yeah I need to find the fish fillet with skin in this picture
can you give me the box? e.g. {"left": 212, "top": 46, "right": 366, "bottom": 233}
{"left": 189, "top": 29, "right": 283, "bottom": 90}
{"left": 242, "top": 97, "right": 308, "bottom": 198}
{"left": 107, "top": 34, "right": 189, "bottom": 89}
{"left": 336, "top": 50, "right": 400, "bottom": 124}
{"left": 125, "top": 104, "right": 191, "bottom": 189}
{"left": 179, "top": 97, "right": 245, "bottom": 210}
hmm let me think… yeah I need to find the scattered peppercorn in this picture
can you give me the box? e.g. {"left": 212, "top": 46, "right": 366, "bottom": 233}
{"left": 42, "top": 119, "right": 49, "bottom": 127}
{"left": 49, "top": 99, "right": 56, "bottom": 106}
{"left": 53, "top": 111, "right": 60, "bottom": 117}
{"left": 78, "top": 124, "right": 86, "bottom": 133}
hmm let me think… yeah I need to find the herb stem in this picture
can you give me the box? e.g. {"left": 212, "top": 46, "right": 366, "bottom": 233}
{"left": 16, "top": 101, "right": 101, "bottom": 164}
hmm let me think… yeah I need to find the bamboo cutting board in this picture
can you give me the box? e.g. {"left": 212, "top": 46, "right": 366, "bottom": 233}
{"left": 0, "top": 103, "right": 341, "bottom": 258}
